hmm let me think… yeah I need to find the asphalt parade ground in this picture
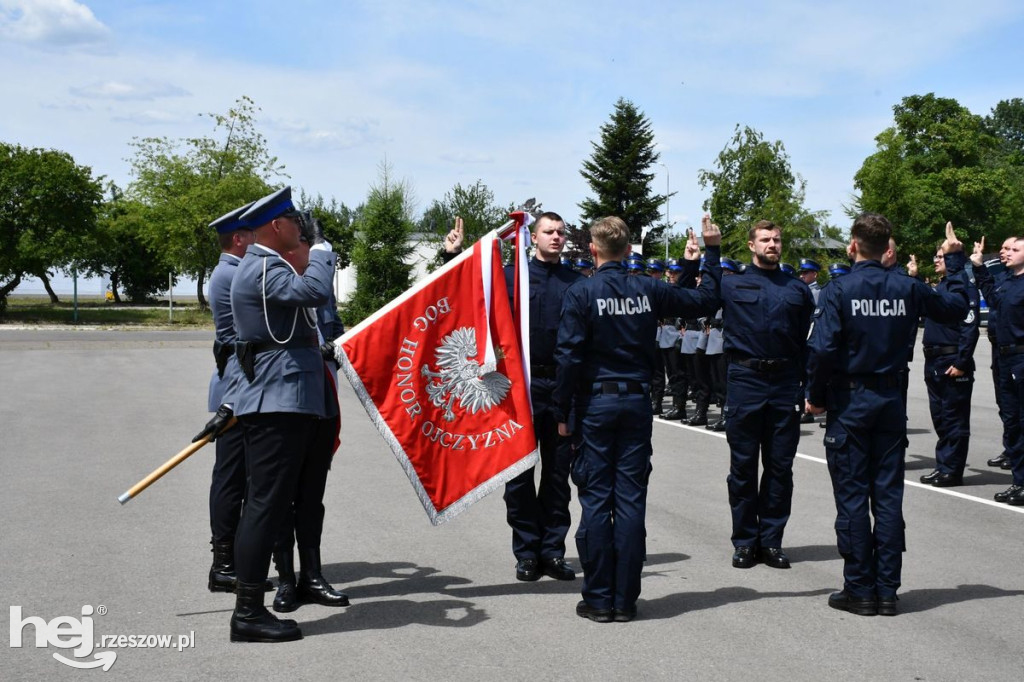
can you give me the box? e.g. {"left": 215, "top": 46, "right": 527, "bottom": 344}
{"left": 2, "top": 328, "right": 1022, "bottom": 681}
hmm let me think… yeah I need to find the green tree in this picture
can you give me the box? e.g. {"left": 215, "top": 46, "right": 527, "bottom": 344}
{"left": 419, "top": 180, "right": 508, "bottom": 270}
{"left": 853, "top": 93, "right": 1020, "bottom": 259}
{"left": 76, "top": 183, "right": 171, "bottom": 303}
{"left": 0, "top": 142, "right": 103, "bottom": 316}
{"left": 297, "top": 190, "right": 358, "bottom": 270}
{"left": 579, "top": 98, "right": 665, "bottom": 247}
{"left": 125, "top": 96, "right": 279, "bottom": 307}
{"left": 698, "top": 125, "right": 833, "bottom": 263}
{"left": 345, "top": 163, "right": 416, "bottom": 325}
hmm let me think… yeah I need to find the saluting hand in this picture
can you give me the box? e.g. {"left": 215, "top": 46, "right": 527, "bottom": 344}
{"left": 906, "top": 254, "right": 918, "bottom": 278}
{"left": 684, "top": 228, "right": 701, "bottom": 261}
{"left": 444, "top": 216, "right": 465, "bottom": 253}
{"left": 805, "top": 399, "right": 825, "bottom": 415}
{"left": 701, "top": 213, "right": 722, "bottom": 247}
{"left": 940, "top": 221, "right": 963, "bottom": 255}
{"left": 970, "top": 235, "right": 986, "bottom": 266}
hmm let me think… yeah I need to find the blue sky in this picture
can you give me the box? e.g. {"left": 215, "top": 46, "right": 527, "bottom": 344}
{"left": 3, "top": 0, "right": 1024, "bottom": 243}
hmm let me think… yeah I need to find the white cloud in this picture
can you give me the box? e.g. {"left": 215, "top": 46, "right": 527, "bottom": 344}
{"left": 69, "top": 80, "right": 190, "bottom": 101}
{"left": 0, "top": 0, "right": 109, "bottom": 46}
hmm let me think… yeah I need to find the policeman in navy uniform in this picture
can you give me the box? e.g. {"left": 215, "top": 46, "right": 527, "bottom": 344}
{"left": 269, "top": 222, "right": 350, "bottom": 614}
{"left": 500, "top": 212, "right": 584, "bottom": 582}
{"left": 971, "top": 234, "right": 1024, "bottom": 505}
{"left": 984, "top": 238, "right": 1016, "bottom": 470}
{"left": 919, "top": 244, "right": 980, "bottom": 487}
{"left": 720, "top": 220, "right": 815, "bottom": 570}
{"left": 807, "top": 215, "right": 968, "bottom": 616}
{"left": 555, "top": 215, "right": 722, "bottom": 623}
{"left": 226, "top": 186, "right": 337, "bottom": 643}
{"left": 828, "top": 262, "right": 850, "bottom": 278}
{"left": 797, "top": 258, "right": 822, "bottom": 305}
{"left": 192, "top": 202, "right": 258, "bottom": 595}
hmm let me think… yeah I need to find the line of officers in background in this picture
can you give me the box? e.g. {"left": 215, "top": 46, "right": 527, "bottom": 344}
{"left": 560, "top": 251, "right": 853, "bottom": 432}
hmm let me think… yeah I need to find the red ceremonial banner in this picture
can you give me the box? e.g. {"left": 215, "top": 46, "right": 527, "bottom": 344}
{"left": 337, "top": 225, "right": 538, "bottom": 524}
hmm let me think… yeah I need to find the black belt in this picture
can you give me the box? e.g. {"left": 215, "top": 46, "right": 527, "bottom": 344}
{"left": 923, "top": 345, "right": 958, "bottom": 359}
{"left": 999, "top": 344, "right": 1024, "bottom": 357}
{"left": 592, "top": 381, "right": 646, "bottom": 395}
{"left": 531, "top": 364, "right": 556, "bottom": 379}
{"left": 838, "top": 374, "right": 903, "bottom": 390}
{"left": 238, "top": 337, "right": 317, "bottom": 356}
{"left": 729, "top": 356, "right": 791, "bottom": 373}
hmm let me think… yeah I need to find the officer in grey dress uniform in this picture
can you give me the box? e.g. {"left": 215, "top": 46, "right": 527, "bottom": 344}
{"left": 193, "top": 201, "right": 271, "bottom": 595}
{"left": 226, "top": 186, "right": 337, "bottom": 643}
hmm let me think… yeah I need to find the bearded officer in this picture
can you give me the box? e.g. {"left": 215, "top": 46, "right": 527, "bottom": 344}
{"left": 555, "top": 215, "right": 721, "bottom": 623}
{"left": 720, "top": 219, "right": 815, "bottom": 570}
{"left": 226, "top": 186, "right": 336, "bottom": 643}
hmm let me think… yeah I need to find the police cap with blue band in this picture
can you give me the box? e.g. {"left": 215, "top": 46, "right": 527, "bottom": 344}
{"left": 209, "top": 201, "right": 256, "bottom": 234}
{"left": 240, "top": 186, "right": 301, "bottom": 227}
{"left": 798, "top": 258, "right": 821, "bottom": 272}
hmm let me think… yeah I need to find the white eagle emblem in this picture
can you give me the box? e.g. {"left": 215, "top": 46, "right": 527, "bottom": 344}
{"left": 420, "top": 327, "right": 512, "bottom": 422}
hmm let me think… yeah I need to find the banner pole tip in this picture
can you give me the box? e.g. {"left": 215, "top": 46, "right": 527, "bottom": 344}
{"left": 117, "top": 492, "right": 132, "bottom": 505}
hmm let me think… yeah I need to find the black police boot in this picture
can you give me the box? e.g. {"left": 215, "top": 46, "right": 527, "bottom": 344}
{"left": 663, "top": 398, "right": 687, "bottom": 421}
{"left": 686, "top": 405, "right": 708, "bottom": 426}
{"left": 296, "top": 547, "right": 350, "bottom": 607}
{"left": 707, "top": 416, "right": 727, "bottom": 432}
{"left": 652, "top": 394, "right": 664, "bottom": 415}
{"left": 209, "top": 539, "right": 237, "bottom": 593}
{"left": 272, "top": 548, "right": 300, "bottom": 613}
{"left": 230, "top": 581, "right": 302, "bottom": 643}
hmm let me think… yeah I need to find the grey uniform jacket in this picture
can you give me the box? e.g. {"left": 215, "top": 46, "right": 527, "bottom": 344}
{"left": 229, "top": 244, "right": 337, "bottom": 418}
{"left": 208, "top": 253, "right": 243, "bottom": 411}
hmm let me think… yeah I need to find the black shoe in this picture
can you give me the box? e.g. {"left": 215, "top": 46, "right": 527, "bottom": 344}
{"left": 516, "top": 558, "right": 539, "bottom": 582}
{"left": 230, "top": 582, "right": 303, "bottom": 642}
{"left": 663, "top": 407, "right": 687, "bottom": 421}
{"left": 271, "top": 548, "right": 300, "bottom": 613}
{"left": 707, "top": 417, "right": 726, "bottom": 432}
{"left": 613, "top": 606, "right": 637, "bottom": 622}
{"left": 994, "top": 484, "right": 1024, "bottom": 503}
{"left": 932, "top": 472, "right": 963, "bottom": 488}
{"left": 540, "top": 557, "right": 576, "bottom": 581}
{"left": 919, "top": 469, "right": 941, "bottom": 484}
{"left": 760, "top": 547, "right": 791, "bottom": 569}
{"left": 988, "top": 454, "right": 1009, "bottom": 467}
{"left": 800, "top": 412, "right": 815, "bottom": 424}
{"left": 576, "top": 600, "right": 613, "bottom": 623}
{"left": 272, "top": 580, "right": 299, "bottom": 613}
{"left": 686, "top": 411, "right": 708, "bottom": 427}
{"left": 732, "top": 546, "right": 758, "bottom": 569}
{"left": 828, "top": 590, "right": 877, "bottom": 616}
{"left": 1001, "top": 458, "right": 1013, "bottom": 470}
{"left": 209, "top": 539, "right": 238, "bottom": 593}
{"left": 877, "top": 595, "right": 898, "bottom": 616}
{"left": 1008, "top": 487, "right": 1024, "bottom": 506}
{"left": 296, "top": 548, "right": 350, "bottom": 607}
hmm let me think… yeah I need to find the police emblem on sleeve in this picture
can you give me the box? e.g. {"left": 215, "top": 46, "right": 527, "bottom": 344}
{"left": 421, "top": 327, "right": 511, "bottom": 421}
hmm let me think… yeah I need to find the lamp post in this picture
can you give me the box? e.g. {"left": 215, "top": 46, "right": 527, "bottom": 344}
{"left": 659, "top": 163, "right": 671, "bottom": 258}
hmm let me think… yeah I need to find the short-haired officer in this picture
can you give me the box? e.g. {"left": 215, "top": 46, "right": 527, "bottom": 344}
{"left": 555, "top": 215, "right": 722, "bottom": 623}
{"left": 984, "top": 237, "right": 1017, "bottom": 470}
{"left": 720, "top": 220, "right": 815, "bottom": 571}
{"left": 193, "top": 202, "right": 262, "bottom": 594}
{"left": 971, "top": 234, "right": 1024, "bottom": 505}
{"left": 807, "top": 216, "right": 968, "bottom": 617}
{"left": 226, "top": 186, "right": 337, "bottom": 643}
{"left": 919, "top": 244, "right": 980, "bottom": 488}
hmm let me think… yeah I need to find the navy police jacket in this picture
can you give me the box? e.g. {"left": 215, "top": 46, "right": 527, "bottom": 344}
{"left": 207, "top": 253, "right": 243, "bottom": 411}
{"left": 720, "top": 264, "right": 814, "bottom": 364}
{"left": 554, "top": 249, "right": 722, "bottom": 421}
{"left": 806, "top": 252, "right": 969, "bottom": 406}
{"left": 229, "top": 244, "right": 337, "bottom": 418}
{"left": 974, "top": 262, "right": 1024, "bottom": 347}
{"left": 504, "top": 257, "right": 582, "bottom": 369}
{"left": 921, "top": 273, "right": 980, "bottom": 372}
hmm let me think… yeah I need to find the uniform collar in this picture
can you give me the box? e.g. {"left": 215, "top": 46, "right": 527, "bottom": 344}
{"left": 852, "top": 260, "right": 884, "bottom": 270}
